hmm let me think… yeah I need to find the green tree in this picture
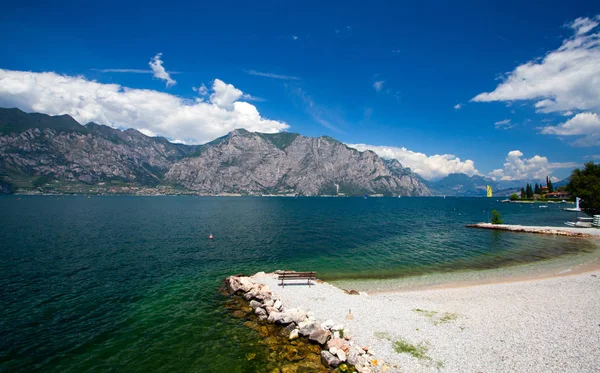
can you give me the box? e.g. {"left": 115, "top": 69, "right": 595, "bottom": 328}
{"left": 534, "top": 183, "right": 540, "bottom": 194}
{"left": 566, "top": 162, "right": 600, "bottom": 216}
{"left": 510, "top": 193, "right": 519, "bottom": 201}
{"left": 520, "top": 187, "right": 526, "bottom": 199}
{"left": 491, "top": 209, "right": 503, "bottom": 224}
{"left": 526, "top": 183, "right": 533, "bottom": 198}
{"left": 547, "top": 179, "right": 554, "bottom": 193}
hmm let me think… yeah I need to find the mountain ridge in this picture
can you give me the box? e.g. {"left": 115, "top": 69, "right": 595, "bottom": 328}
{"left": 0, "top": 108, "right": 430, "bottom": 196}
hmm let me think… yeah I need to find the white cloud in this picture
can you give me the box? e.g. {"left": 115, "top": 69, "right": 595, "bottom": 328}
{"left": 138, "top": 128, "right": 158, "bottom": 137}
{"left": 246, "top": 70, "right": 300, "bottom": 80}
{"left": 454, "top": 103, "right": 462, "bottom": 110}
{"left": 373, "top": 80, "right": 385, "bottom": 92}
{"left": 494, "top": 118, "right": 516, "bottom": 129}
{"left": 346, "top": 143, "right": 479, "bottom": 180}
{"left": 472, "top": 15, "right": 600, "bottom": 115}
{"left": 570, "top": 16, "right": 599, "bottom": 35}
{"left": 292, "top": 35, "right": 298, "bottom": 40}
{"left": 0, "top": 69, "right": 289, "bottom": 144}
{"left": 488, "top": 150, "right": 578, "bottom": 181}
{"left": 540, "top": 112, "right": 600, "bottom": 146}
{"left": 148, "top": 53, "right": 176, "bottom": 87}
{"left": 193, "top": 83, "right": 209, "bottom": 96}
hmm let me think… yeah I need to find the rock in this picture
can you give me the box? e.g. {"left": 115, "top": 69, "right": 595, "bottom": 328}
{"left": 336, "top": 349, "right": 347, "bottom": 362}
{"left": 320, "top": 351, "right": 341, "bottom": 368}
{"left": 268, "top": 308, "right": 306, "bottom": 325}
{"left": 274, "top": 300, "right": 282, "bottom": 310}
{"left": 254, "top": 307, "right": 266, "bottom": 317}
{"left": 232, "top": 310, "right": 245, "bottom": 319}
{"left": 327, "top": 337, "right": 345, "bottom": 350}
{"left": 280, "top": 323, "right": 296, "bottom": 337}
{"left": 333, "top": 331, "right": 340, "bottom": 339}
{"left": 330, "top": 347, "right": 338, "bottom": 355}
{"left": 281, "top": 308, "right": 307, "bottom": 324}
{"left": 264, "top": 299, "right": 274, "bottom": 308}
{"left": 321, "top": 319, "right": 335, "bottom": 330}
{"left": 267, "top": 311, "right": 285, "bottom": 324}
{"left": 289, "top": 329, "right": 299, "bottom": 340}
{"left": 249, "top": 300, "right": 262, "bottom": 309}
{"left": 258, "top": 314, "right": 267, "bottom": 321}
{"left": 309, "top": 329, "right": 331, "bottom": 345}
{"left": 298, "top": 321, "right": 320, "bottom": 336}
{"left": 265, "top": 306, "right": 278, "bottom": 315}
{"left": 332, "top": 324, "right": 345, "bottom": 331}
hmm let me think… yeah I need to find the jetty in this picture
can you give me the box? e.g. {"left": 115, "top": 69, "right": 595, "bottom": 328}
{"left": 466, "top": 222, "right": 600, "bottom": 238}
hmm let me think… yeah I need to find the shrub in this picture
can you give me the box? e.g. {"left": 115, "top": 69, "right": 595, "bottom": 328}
{"left": 491, "top": 209, "right": 503, "bottom": 224}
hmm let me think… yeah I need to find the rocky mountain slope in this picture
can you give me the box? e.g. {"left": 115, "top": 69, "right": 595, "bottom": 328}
{"left": 0, "top": 108, "right": 430, "bottom": 196}
{"left": 165, "top": 129, "right": 430, "bottom": 196}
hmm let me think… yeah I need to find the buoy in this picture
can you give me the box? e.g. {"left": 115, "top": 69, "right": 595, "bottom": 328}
{"left": 209, "top": 234, "right": 213, "bottom": 240}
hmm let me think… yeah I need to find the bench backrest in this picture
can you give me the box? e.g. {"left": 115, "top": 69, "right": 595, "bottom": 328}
{"left": 278, "top": 271, "right": 316, "bottom": 278}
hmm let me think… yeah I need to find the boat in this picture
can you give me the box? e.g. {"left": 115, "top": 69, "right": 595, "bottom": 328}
{"left": 539, "top": 205, "right": 548, "bottom": 208}
{"left": 564, "top": 217, "right": 593, "bottom": 228}
{"left": 562, "top": 197, "right": 582, "bottom": 212}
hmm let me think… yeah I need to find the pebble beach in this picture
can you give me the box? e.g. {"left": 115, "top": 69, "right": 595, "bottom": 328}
{"left": 253, "top": 267, "right": 600, "bottom": 373}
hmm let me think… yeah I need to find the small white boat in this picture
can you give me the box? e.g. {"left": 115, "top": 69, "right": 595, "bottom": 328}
{"left": 539, "top": 205, "right": 548, "bottom": 208}
{"left": 562, "top": 197, "right": 582, "bottom": 212}
{"left": 564, "top": 217, "right": 593, "bottom": 228}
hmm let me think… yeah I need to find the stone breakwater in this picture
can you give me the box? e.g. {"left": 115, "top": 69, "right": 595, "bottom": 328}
{"left": 466, "top": 223, "right": 600, "bottom": 238}
{"left": 224, "top": 272, "right": 382, "bottom": 373}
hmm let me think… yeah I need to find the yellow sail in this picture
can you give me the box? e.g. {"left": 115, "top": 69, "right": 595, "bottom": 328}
{"left": 486, "top": 185, "right": 493, "bottom": 197}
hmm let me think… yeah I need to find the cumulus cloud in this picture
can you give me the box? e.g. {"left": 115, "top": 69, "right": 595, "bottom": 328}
{"left": 454, "top": 103, "right": 462, "bottom": 110}
{"left": 472, "top": 15, "right": 600, "bottom": 115}
{"left": 149, "top": 53, "right": 176, "bottom": 87}
{"left": 488, "top": 150, "right": 578, "bottom": 181}
{"left": 540, "top": 112, "right": 600, "bottom": 146}
{"left": 345, "top": 143, "right": 480, "bottom": 180}
{"left": 373, "top": 81, "right": 385, "bottom": 92}
{"left": 0, "top": 69, "right": 289, "bottom": 144}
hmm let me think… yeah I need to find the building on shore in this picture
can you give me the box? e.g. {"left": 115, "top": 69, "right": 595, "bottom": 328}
{"left": 546, "top": 191, "right": 569, "bottom": 199}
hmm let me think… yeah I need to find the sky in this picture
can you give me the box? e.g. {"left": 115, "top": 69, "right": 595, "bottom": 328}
{"left": 0, "top": 0, "right": 599, "bottom": 181}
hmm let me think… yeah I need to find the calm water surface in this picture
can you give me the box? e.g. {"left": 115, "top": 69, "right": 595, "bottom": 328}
{"left": 0, "top": 196, "right": 596, "bottom": 372}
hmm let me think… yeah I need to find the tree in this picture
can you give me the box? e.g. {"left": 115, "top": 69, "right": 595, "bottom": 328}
{"left": 510, "top": 193, "right": 519, "bottom": 201}
{"left": 526, "top": 183, "right": 533, "bottom": 198}
{"left": 534, "top": 183, "right": 540, "bottom": 194}
{"left": 520, "top": 187, "right": 526, "bottom": 199}
{"left": 491, "top": 209, "right": 503, "bottom": 224}
{"left": 548, "top": 179, "right": 554, "bottom": 193}
{"left": 566, "top": 162, "right": 600, "bottom": 216}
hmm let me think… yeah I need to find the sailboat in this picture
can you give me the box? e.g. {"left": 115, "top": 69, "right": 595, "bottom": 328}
{"left": 486, "top": 185, "right": 493, "bottom": 198}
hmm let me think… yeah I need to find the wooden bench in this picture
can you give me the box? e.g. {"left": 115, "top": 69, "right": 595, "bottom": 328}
{"left": 278, "top": 271, "right": 316, "bottom": 288}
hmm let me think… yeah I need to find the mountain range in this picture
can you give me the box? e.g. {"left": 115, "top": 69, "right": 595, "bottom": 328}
{"left": 0, "top": 108, "right": 430, "bottom": 196}
{"left": 424, "top": 173, "right": 570, "bottom": 197}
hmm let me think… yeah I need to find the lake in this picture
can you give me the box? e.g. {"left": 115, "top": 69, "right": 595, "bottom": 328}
{"left": 0, "top": 196, "right": 597, "bottom": 372}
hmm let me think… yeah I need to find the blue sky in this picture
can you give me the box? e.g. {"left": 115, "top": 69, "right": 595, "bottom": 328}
{"left": 1, "top": 1, "right": 599, "bottom": 181}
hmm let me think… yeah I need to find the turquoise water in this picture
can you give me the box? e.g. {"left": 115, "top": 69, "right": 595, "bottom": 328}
{"left": 0, "top": 196, "right": 597, "bottom": 372}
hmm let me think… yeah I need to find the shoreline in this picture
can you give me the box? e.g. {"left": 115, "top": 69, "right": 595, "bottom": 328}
{"left": 250, "top": 267, "right": 600, "bottom": 372}
{"left": 466, "top": 222, "right": 600, "bottom": 238}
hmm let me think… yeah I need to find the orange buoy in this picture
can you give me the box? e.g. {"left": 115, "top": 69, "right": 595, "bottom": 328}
{"left": 209, "top": 234, "right": 213, "bottom": 240}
